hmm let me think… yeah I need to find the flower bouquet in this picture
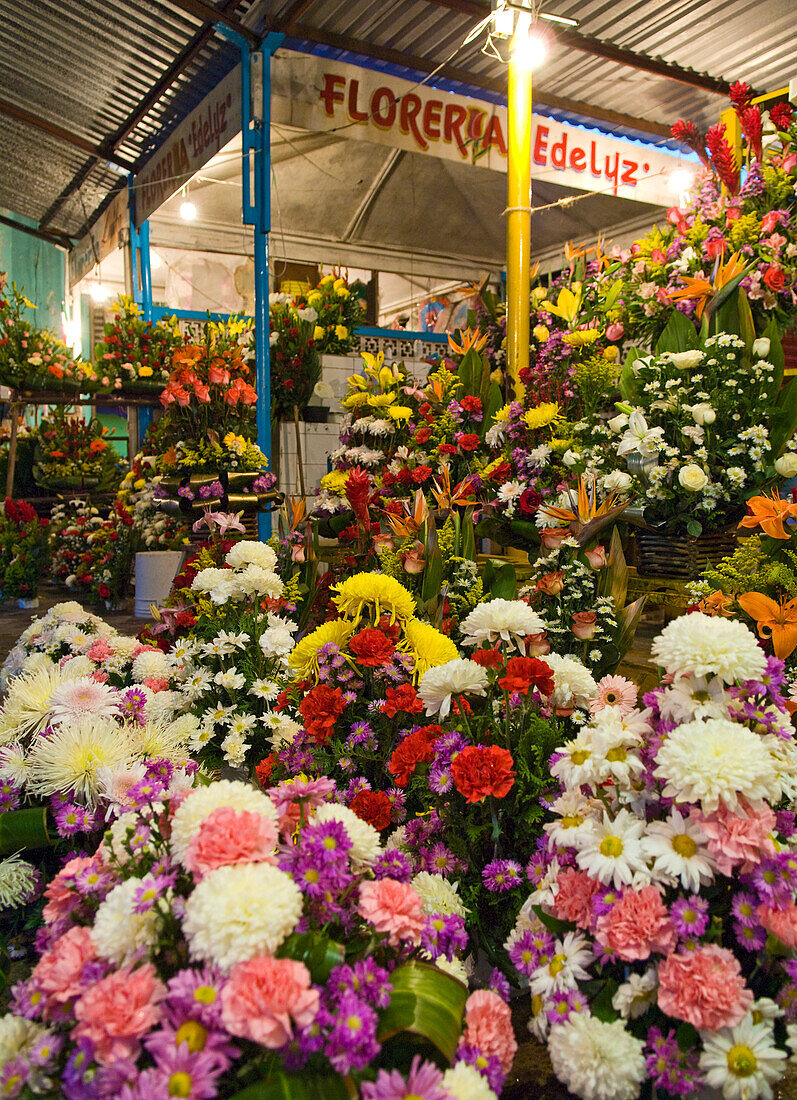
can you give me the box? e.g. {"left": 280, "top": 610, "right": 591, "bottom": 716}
{"left": 0, "top": 601, "right": 112, "bottom": 691}
{"left": 0, "top": 775, "right": 518, "bottom": 1099}
{"left": 93, "top": 295, "right": 183, "bottom": 394}
{"left": 118, "top": 454, "right": 191, "bottom": 553}
{"left": 48, "top": 500, "right": 108, "bottom": 591}
{"left": 505, "top": 611, "right": 797, "bottom": 1100}
{"left": 265, "top": 295, "right": 321, "bottom": 420}
{"left": 295, "top": 272, "right": 367, "bottom": 354}
{"left": 32, "top": 408, "right": 125, "bottom": 492}
{"left": 0, "top": 498, "right": 48, "bottom": 604}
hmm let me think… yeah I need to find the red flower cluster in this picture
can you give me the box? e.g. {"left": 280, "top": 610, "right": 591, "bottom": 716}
{"left": 255, "top": 754, "right": 277, "bottom": 787}
{"left": 472, "top": 647, "right": 504, "bottom": 669}
{"left": 381, "top": 684, "right": 424, "bottom": 718}
{"left": 451, "top": 745, "right": 516, "bottom": 804}
{"left": 345, "top": 466, "right": 371, "bottom": 528}
{"left": 298, "top": 684, "right": 346, "bottom": 743}
{"left": 349, "top": 628, "right": 395, "bottom": 667}
{"left": 389, "top": 726, "right": 442, "bottom": 786}
{"left": 4, "top": 497, "right": 38, "bottom": 526}
{"left": 349, "top": 789, "right": 393, "bottom": 831}
{"left": 498, "top": 657, "right": 555, "bottom": 697}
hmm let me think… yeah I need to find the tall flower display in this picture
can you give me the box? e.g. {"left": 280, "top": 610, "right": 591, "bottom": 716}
{"left": 264, "top": 295, "right": 321, "bottom": 421}
{"left": 0, "top": 498, "right": 48, "bottom": 603}
{"left": 294, "top": 272, "right": 367, "bottom": 354}
{"left": 32, "top": 408, "right": 125, "bottom": 492}
{"left": 93, "top": 295, "right": 182, "bottom": 394}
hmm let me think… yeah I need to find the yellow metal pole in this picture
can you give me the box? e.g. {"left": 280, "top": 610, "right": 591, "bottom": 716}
{"left": 506, "top": 32, "right": 533, "bottom": 401}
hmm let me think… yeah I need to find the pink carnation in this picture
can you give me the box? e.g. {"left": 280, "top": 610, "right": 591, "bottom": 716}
{"left": 358, "top": 878, "right": 424, "bottom": 946}
{"left": 758, "top": 903, "right": 797, "bottom": 949}
{"left": 657, "top": 945, "right": 753, "bottom": 1031}
{"left": 33, "top": 926, "right": 96, "bottom": 1016}
{"left": 221, "top": 955, "right": 319, "bottom": 1047}
{"left": 595, "top": 885, "right": 676, "bottom": 962}
{"left": 184, "top": 807, "right": 278, "bottom": 878}
{"left": 42, "top": 856, "right": 94, "bottom": 924}
{"left": 87, "top": 639, "right": 114, "bottom": 662}
{"left": 691, "top": 802, "right": 776, "bottom": 875}
{"left": 142, "top": 676, "right": 170, "bottom": 693}
{"left": 462, "top": 990, "right": 517, "bottom": 1073}
{"left": 74, "top": 964, "right": 166, "bottom": 1064}
{"left": 552, "top": 869, "right": 601, "bottom": 930}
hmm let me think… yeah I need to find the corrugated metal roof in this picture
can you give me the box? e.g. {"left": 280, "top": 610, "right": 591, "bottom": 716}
{"left": 0, "top": 0, "right": 795, "bottom": 239}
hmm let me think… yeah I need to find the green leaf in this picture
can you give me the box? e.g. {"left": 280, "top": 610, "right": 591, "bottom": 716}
{"left": 486, "top": 561, "right": 516, "bottom": 600}
{"left": 421, "top": 522, "right": 443, "bottom": 603}
{"left": 229, "top": 1073, "right": 353, "bottom": 1100}
{"left": 461, "top": 507, "right": 476, "bottom": 561}
{"left": 591, "top": 978, "right": 620, "bottom": 1023}
{"left": 654, "top": 310, "right": 698, "bottom": 355}
{"left": 770, "top": 376, "right": 797, "bottom": 456}
{"left": 377, "top": 960, "right": 468, "bottom": 1065}
{"left": 707, "top": 268, "right": 754, "bottom": 328}
{"left": 618, "top": 348, "right": 641, "bottom": 403}
{"left": 457, "top": 347, "right": 477, "bottom": 398}
{"left": 277, "top": 932, "right": 345, "bottom": 984}
{"left": 0, "top": 808, "right": 52, "bottom": 856}
{"left": 676, "top": 1022, "right": 699, "bottom": 1053}
{"left": 598, "top": 527, "right": 628, "bottom": 609}
{"left": 532, "top": 904, "right": 577, "bottom": 936}
{"left": 614, "top": 595, "right": 646, "bottom": 665}
{"left": 736, "top": 288, "right": 756, "bottom": 351}
{"left": 482, "top": 382, "right": 504, "bottom": 438}
{"left": 602, "top": 278, "right": 624, "bottom": 311}
{"left": 686, "top": 519, "right": 703, "bottom": 537}
{"left": 763, "top": 319, "right": 785, "bottom": 404}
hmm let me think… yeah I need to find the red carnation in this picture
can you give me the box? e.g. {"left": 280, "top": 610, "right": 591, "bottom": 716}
{"left": 349, "top": 627, "right": 396, "bottom": 667}
{"left": 389, "top": 727, "right": 439, "bottom": 786}
{"left": 472, "top": 647, "right": 504, "bottom": 669}
{"left": 381, "top": 683, "right": 424, "bottom": 718}
{"left": 299, "top": 684, "right": 346, "bottom": 743}
{"left": 98, "top": 584, "right": 111, "bottom": 599}
{"left": 451, "top": 745, "right": 516, "bottom": 803}
{"left": 255, "top": 754, "right": 277, "bottom": 786}
{"left": 439, "top": 444, "right": 458, "bottom": 456}
{"left": 456, "top": 433, "right": 480, "bottom": 452}
{"left": 412, "top": 465, "right": 433, "bottom": 484}
{"left": 415, "top": 426, "right": 432, "bottom": 444}
{"left": 349, "top": 790, "right": 393, "bottom": 830}
{"left": 460, "top": 395, "right": 483, "bottom": 413}
{"left": 498, "top": 656, "right": 555, "bottom": 696}
{"left": 489, "top": 460, "right": 512, "bottom": 482}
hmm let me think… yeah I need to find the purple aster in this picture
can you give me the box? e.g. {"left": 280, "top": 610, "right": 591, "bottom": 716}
{"left": 428, "top": 760, "right": 453, "bottom": 795}
{"left": 120, "top": 687, "right": 147, "bottom": 724}
{"left": 30, "top": 1033, "right": 63, "bottom": 1067}
{"left": 778, "top": 980, "right": 797, "bottom": 1019}
{"left": 132, "top": 872, "right": 175, "bottom": 914}
{"left": 776, "top": 810, "right": 797, "bottom": 838}
{"left": 165, "top": 966, "right": 227, "bottom": 1027}
{"left": 482, "top": 859, "right": 523, "bottom": 893}
{"left": 146, "top": 757, "right": 175, "bottom": 784}
{"left": 347, "top": 720, "right": 375, "bottom": 748}
{"left": 62, "top": 1039, "right": 100, "bottom": 1100}
{"left": 509, "top": 929, "right": 553, "bottom": 977}
{"left": 546, "top": 987, "right": 589, "bottom": 1027}
{"left": 425, "top": 843, "right": 460, "bottom": 876}
{"left": 0, "top": 780, "right": 21, "bottom": 812}
{"left": 456, "top": 1044, "right": 505, "bottom": 1092}
{"left": 372, "top": 849, "right": 414, "bottom": 882}
{"left": 420, "top": 913, "right": 468, "bottom": 961}
{"left": 53, "top": 800, "right": 94, "bottom": 837}
{"left": 386, "top": 787, "right": 406, "bottom": 823}
{"left": 134, "top": 1047, "right": 225, "bottom": 1099}
{"left": 525, "top": 851, "right": 548, "bottom": 886}
{"left": 345, "top": 777, "right": 371, "bottom": 801}
{"left": 322, "top": 993, "right": 380, "bottom": 1074}
{"left": 126, "top": 776, "right": 167, "bottom": 809}
{"left": 591, "top": 887, "right": 624, "bottom": 919}
{"left": 145, "top": 1021, "right": 237, "bottom": 1070}
{"left": 670, "top": 895, "right": 709, "bottom": 939}
{"left": 327, "top": 960, "right": 392, "bottom": 1010}
{"left": 361, "top": 1055, "right": 451, "bottom": 1100}
{"left": 732, "top": 891, "right": 759, "bottom": 928}
{"left": 74, "top": 859, "right": 114, "bottom": 898}
{"left": 9, "top": 978, "right": 45, "bottom": 1020}
{"left": 0, "top": 1056, "right": 27, "bottom": 1098}
{"left": 645, "top": 1026, "right": 704, "bottom": 1097}
{"left": 734, "top": 920, "right": 767, "bottom": 952}
{"left": 751, "top": 855, "right": 794, "bottom": 906}
{"left": 488, "top": 968, "right": 511, "bottom": 1003}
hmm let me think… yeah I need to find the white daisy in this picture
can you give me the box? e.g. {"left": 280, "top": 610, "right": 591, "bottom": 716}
{"left": 529, "top": 931, "right": 592, "bottom": 998}
{"left": 612, "top": 968, "right": 658, "bottom": 1020}
{"left": 644, "top": 807, "right": 715, "bottom": 891}
{"left": 699, "top": 1017, "right": 787, "bottom": 1100}
{"left": 249, "top": 679, "right": 279, "bottom": 701}
{"left": 574, "top": 810, "right": 650, "bottom": 889}
{"left": 213, "top": 668, "right": 246, "bottom": 692}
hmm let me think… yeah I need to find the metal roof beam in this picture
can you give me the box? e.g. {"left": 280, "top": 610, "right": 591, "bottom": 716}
{"left": 164, "top": 0, "right": 259, "bottom": 46}
{"left": 0, "top": 98, "right": 134, "bottom": 170}
{"left": 0, "top": 212, "right": 73, "bottom": 250}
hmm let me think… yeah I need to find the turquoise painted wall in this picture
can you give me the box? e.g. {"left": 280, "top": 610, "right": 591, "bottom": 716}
{"left": 0, "top": 209, "right": 65, "bottom": 333}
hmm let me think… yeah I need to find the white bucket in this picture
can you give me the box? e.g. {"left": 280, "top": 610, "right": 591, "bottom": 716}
{"left": 134, "top": 551, "right": 184, "bottom": 619}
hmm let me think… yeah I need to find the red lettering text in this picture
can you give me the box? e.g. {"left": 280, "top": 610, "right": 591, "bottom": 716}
{"left": 620, "top": 159, "right": 639, "bottom": 186}
{"left": 551, "top": 131, "right": 568, "bottom": 169}
{"left": 319, "top": 74, "right": 345, "bottom": 116}
{"left": 569, "top": 146, "right": 586, "bottom": 172}
{"left": 399, "top": 94, "right": 428, "bottom": 150}
{"left": 443, "top": 103, "right": 468, "bottom": 157}
{"left": 348, "top": 80, "right": 368, "bottom": 123}
{"left": 371, "top": 86, "right": 396, "bottom": 129}
{"left": 484, "top": 115, "right": 506, "bottom": 155}
{"left": 533, "top": 125, "right": 549, "bottom": 165}
{"left": 423, "top": 99, "right": 443, "bottom": 140}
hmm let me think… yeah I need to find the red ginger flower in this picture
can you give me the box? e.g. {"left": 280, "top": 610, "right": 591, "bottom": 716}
{"left": 670, "top": 119, "right": 710, "bottom": 168}
{"left": 298, "top": 684, "right": 346, "bottom": 743}
{"left": 706, "top": 122, "right": 740, "bottom": 195}
{"left": 498, "top": 656, "right": 555, "bottom": 696}
{"left": 381, "top": 684, "right": 423, "bottom": 718}
{"left": 451, "top": 745, "right": 516, "bottom": 803}
{"left": 771, "top": 102, "right": 794, "bottom": 131}
{"left": 729, "top": 80, "right": 753, "bottom": 110}
{"left": 349, "top": 790, "right": 393, "bottom": 831}
{"left": 349, "top": 628, "right": 396, "bottom": 667}
{"left": 345, "top": 466, "right": 371, "bottom": 527}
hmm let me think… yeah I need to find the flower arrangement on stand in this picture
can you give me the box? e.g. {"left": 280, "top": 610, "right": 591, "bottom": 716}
{"left": 48, "top": 500, "right": 107, "bottom": 591}
{"left": 294, "top": 272, "right": 367, "bottom": 354}
{"left": 118, "top": 454, "right": 191, "bottom": 552}
{"left": 265, "top": 295, "right": 322, "bottom": 421}
{"left": 1, "top": 601, "right": 119, "bottom": 689}
{"left": 0, "top": 776, "right": 517, "bottom": 1099}
{"left": 32, "top": 408, "right": 125, "bottom": 492}
{"left": 93, "top": 295, "right": 182, "bottom": 393}
{"left": 505, "top": 611, "right": 797, "bottom": 1100}
{"left": 0, "top": 498, "right": 48, "bottom": 605}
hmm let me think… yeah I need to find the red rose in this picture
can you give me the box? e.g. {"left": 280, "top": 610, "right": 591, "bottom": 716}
{"left": 255, "top": 754, "right": 277, "bottom": 786}
{"left": 349, "top": 628, "right": 396, "bottom": 667}
{"left": 98, "top": 584, "right": 111, "bottom": 599}
{"left": 519, "top": 488, "right": 542, "bottom": 515}
{"left": 763, "top": 265, "right": 786, "bottom": 292}
{"left": 349, "top": 790, "right": 393, "bottom": 830}
{"left": 389, "top": 727, "right": 439, "bottom": 786}
{"left": 498, "top": 657, "right": 555, "bottom": 696}
{"left": 412, "top": 465, "right": 433, "bottom": 484}
{"left": 298, "top": 684, "right": 346, "bottom": 743}
{"left": 456, "top": 433, "right": 480, "bottom": 452}
{"left": 451, "top": 745, "right": 516, "bottom": 803}
{"left": 471, "top": 647, "right": 504, "bottom": 669}
{"left": 381, "top": 684, "right": 424, "bottom": 718}
{"left": 489, "top": 460, "right": 512, "bottom": 482}
{"left": 415, "top": 427, "right": 432, "bottom": 444}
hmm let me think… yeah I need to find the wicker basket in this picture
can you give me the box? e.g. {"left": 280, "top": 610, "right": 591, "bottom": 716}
{"left": 636, "top": 528, "right": 737, "bottom": 580}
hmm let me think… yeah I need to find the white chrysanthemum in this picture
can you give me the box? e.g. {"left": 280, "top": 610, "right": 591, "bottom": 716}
{"left": 131, "top": 648, "right": 171, "bottom": 682}
{"left": 191, "top": 567, "right": 229, "bottom": 594}
{"left": 259, "top": 624, "right": 295, "bottom": 658}
{"left": 574, "top": 810, "right": 650, "bottom": 889}
{"left": 0, "top": 743, "right": 32, "bottom": 788}
{"left": 547, "top": 1014, "right": 646, "bottom": 1100}
{"left": 411, "top": 872, "right": 468, "bottom": 917}
{"left": 385, "top": 825, "right": 409, "bottom": 851}
{"left": 0, "top": 854, "right": 38, "bottom": 910}
{"left": 27, "top": 717, "right": 138, "bottom": 806}
{"left": 235, "top": 564, "right": 283, "bottom": 600}
{"left": 59, "top": 655, "right": 96, "bottom": 679}
{"left": 645, "top": 807, "right": 715, "bottom": 891}
{"left": 92, "top": 877, "right": 162, "bottom": 965}
{"left": 654, "top": 718, "right": 780, "bottom": 813}
{"left": 47, "top": 678, "right": 120, "bottom": 725}
{"left": 460, "top": 599, "right": 546, "bottom": 652}
{"left": 651, "top": 613, "right": 766, "bottom": 684}
{"left": 313, "top": 803, "right": 382, "bottom": 867}
{"left": 183, "top": 862, "right": 302, "bottom": 970}
{"left": 170, "top": 779, "right": 279, "bottom": 864}
{"left": 225, "top": 540, "right": 278, "bottom": 571}
{"left": 418, "top": 659, "right": 489, "bottom": 719}
{"left": 443, "top": 1061, "right": 497, "bottom": 1099}
{"left": 110, "top": 634, "right": 140, "bottom": 660}
{"left": 612, "top": 968, "right": 658, "bottom": 1020}
{"left": 432, "top": 954, "right": 469, "bottom": 986}
{"left": 543, "top": 653, "right": 598, "bottom": 709}
{"left": 699, "top": 1017, "right": 786, "bottom": 1100}
{"left": 0, "top": 661, "right": 87, "bottom": 740}
{"left": 0, "top": 1013, "right": 48, "bottom": 1067}
{"left": 131, "top": 718, "right": 192, "bottom": 762}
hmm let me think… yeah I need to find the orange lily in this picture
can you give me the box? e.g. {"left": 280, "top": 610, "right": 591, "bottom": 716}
{"left": 737, "top": 591, "right": 797, "bottom": 659}
{"left": 738, "top": 491, "right": 797, "bottom": 540}
{"left": 695, "top": 590, "right": 735, "bottom": 618}
{"left": 447, "top": 328, "right": 489, "bottom": 356}
{"left": 667, "top": 249, "right": 747, "bottom": 319}
{"left": 384, "top": 489, "right": 429, "bottom": 538}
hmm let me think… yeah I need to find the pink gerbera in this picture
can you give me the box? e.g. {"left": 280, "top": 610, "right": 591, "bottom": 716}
{"left": 589, "top": 675, "right": 637, "bottom": 715}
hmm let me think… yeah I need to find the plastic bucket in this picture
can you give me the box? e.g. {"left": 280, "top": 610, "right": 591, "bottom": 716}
{"left": 134, "top": 550, "right": 184, "bottom": 619}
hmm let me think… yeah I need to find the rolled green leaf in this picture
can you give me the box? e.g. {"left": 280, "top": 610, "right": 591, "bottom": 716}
{"left": 377, "top": 960, "right": 468, "bottom": 1065}
{"left": 277, "top": 932, "right": 345, "bottom": 984}
{"left": 0, "top": 807, "right": 52, "bottom": 856}
{"left": 229, "top": 1072, "right": 354, "bottom": 1100}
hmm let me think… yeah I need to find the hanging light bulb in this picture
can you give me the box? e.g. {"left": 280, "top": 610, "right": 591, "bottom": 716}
{"left": 150, "top": 250, "right": 163, "bottom": 270}
{"left": 179, "top": 186, "right": 197, "bottom": 221}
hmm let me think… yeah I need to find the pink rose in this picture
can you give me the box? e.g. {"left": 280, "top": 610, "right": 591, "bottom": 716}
{"left": 691, "top": 802, "right": 775, "bottom": 875}
{"left": 358, "top": 878, "right": 424, "bottom": 946}
{"left": 74, "top": 964, "right": 166, "bottom": 1064}
{"left": 463, "top": 990, "right": 517, "bottom": 1073}
{"left": 571, "top": 611, "right": 598, "bottom": 640}
{"left": 221, "top": 955, "right": 319, "bottom": 1047}
{"left": 605, "top": 322, "right": 624, "bottom": 342}
{"left": 758, "top": 903, "right": 797, "bottom": 949}
{"left": 184, "top": 807, "right": 278, "bottom": 878}
{"left": 704, "top": 236, "right": 727, "bottom": 261}
{"left": 42, "top": 857, "right": 94, "bottom": 924}
{"left": 584, "top": 545, "right": 606, "bottom": 570}
{"left": 595, "top": 886, "right": 676, "bottom": 962}
{"left": 33, "top": 927, "right": 96, "bottom": 1016}
{"left": 657, "top": 945, "right": 753, "bottom": 1031}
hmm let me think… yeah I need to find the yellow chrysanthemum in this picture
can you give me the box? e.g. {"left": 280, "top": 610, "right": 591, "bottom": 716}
{"left": 332, "top": 573, "right": 415, "bottom": 626}
{"left": 494, "top": 404, "right": 512, "bottom": 424}
{"left": 367, "top": 393, "right": 397, "bottom": 407}
{"left": 561, "top": 330, "right": 601, "bottom": 348}
{"left": 524, "top": 402, "right": 562, "bottom": 431}
{"left": 289, "top": 619, "right": 355, "bottom": 681}
{"left": 341, "top": 391, "right": 371, "bottom": 409}
{"left": 398, "top": 619, "right": 459, "bottom": 681}
{"left": 319, "top": 470, "right": 350, "bottom": 495}
{"left": 387, "top": 406, "right": 413, "bottom": 423}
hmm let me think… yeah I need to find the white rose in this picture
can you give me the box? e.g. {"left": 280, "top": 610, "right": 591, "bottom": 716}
{"left": 775, "top": 453, "right": 797, "bottom": 477}
{"left": 608, "top": 414, "right": 629, "bottom": 434}
{"left": 603, "top": 470, "right": 633, "bottom": 493}
{"left": 678, "top": 464, "right": 709, "bottom": 491}
{"left": 753, "top": 337, "right": 771, "bottom": 358}
{"left": 563, "top": 449, "right": 580, "bottom": 468}
{"left": 669, "top": 350, "right": 704, "bottom": 369}
{"left": 691, "top": 403, "right": 716, "bottom": 426}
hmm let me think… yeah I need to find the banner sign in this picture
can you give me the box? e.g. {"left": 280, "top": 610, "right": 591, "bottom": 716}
{"left": 68, "top": 187, "right": 128, "bottom": 287}
{"left": 133, "top": 65, "right": 242, "bottom": 227}
{"left": 270, "top": 54, "right": 689, "bottom": 207}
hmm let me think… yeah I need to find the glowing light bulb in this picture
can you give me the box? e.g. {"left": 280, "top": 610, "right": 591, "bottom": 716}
{"left": 180, "top": 199, "right": 197, "bottom": 221}
{"left": 511, "top": 20, "right": 547, "bottom": 70}
{"left": 150, "top": 250, "right": 163, "bottom": 270}
{"left": 89, "top": 283, "right": 110, "bottom": 303}
{"left": 670, "top": 168, "right": 695, "bottom": 196}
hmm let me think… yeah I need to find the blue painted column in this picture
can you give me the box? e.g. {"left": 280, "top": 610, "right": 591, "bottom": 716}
{"left": 128, "top": 175, "right": 154, "bottom": 446}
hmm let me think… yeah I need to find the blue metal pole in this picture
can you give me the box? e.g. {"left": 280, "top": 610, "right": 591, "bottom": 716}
{"left": 128, "top": 175, "right": 154, "bottom": 446}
